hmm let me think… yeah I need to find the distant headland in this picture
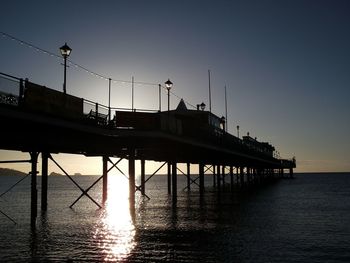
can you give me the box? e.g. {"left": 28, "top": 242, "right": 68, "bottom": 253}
{"left": 0, "top": 168, "right": 83, "bottom": 176}
{"left": 0, "top": 168, "right": 27, "bottom": 176}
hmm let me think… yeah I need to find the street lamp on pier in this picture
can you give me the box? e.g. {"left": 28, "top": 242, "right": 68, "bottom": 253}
{"left": 165, "top": 79, "right": 173, "bottom": 111}
{"left": 59, "top": 42, "right": 72, "bottom": 94}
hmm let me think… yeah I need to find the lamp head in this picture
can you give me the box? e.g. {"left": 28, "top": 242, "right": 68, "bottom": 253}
{"left": 60, "top": 42, "right": 72, "bottom": 58}
{"left": 165, "top": 79, "right": 173, "bottom": 90}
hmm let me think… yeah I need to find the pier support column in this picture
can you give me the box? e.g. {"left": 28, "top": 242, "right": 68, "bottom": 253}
{"left": 230, "top": 166, "right": 234, "bottom": 192}
{"left": 128, "top": 150, "right": 135, "bottom": 208}
{"left": 187, "top": 163, "right": 191, "bottom": 191}
{"left": 141, "top": 159, "right": 146, "bottom": 196}
{"left": 199, "top": 163, "right": 205, "bottom": 197}
{"left": 247, "top": 168, "right": 251, "bottom": 186}
{"left": 30, "top": 152, "right": 39, "bottom": 229}
{"left": 217, "top": 165, "right": 221, "bottom": 191}
{"left": 167, "top": 162, "right": 171, "bottom": 194}
{"left": 102, "top": 156, "right": 108, "bottom": 204}
{"left": 213, "top": 164, "right": 216, "bottom": 187}
{"left": 172, "top": 162, "right": 177, "bottom": 205}
{"left": 41, "top": 152, "right": 49, "bottom": 212}
{"left": 289, "top": 168, "right": 294, "bottom": 178}
{"left": 240, "top": 167, "right": 244, "bottom": 188}
{"left": 222, "top": 165, "right": 226, "bottom": 189}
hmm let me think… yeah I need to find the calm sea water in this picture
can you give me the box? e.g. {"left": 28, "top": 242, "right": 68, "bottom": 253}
{"left": 0, "top": 172, "right": 350, "bottom": 262}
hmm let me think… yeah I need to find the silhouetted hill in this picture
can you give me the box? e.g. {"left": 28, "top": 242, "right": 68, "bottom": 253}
{"left": 49, "top": 172, "right": 64, "bottom": 176}
{"left": 0, "top": 168, "right": 27, "bottom": 176}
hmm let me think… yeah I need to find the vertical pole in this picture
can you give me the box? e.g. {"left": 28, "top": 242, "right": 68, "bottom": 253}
{"left": 213, "top": 164, "right": 216, "bottom": 187}
{"left": 186, "top": 162, "right": 191, "bottom": 191}
{"left": 19, "top": 79, "right": 24, "bottom": 105}
{"left": 167, "top": 90, "right": 170, "bottom": 112}
{"left": 208, "top": 69, "right": 212, "bottom": 114}
{"left": 240, "top": 167, "right": 244, "bottom": 188}
{"left": 216, "top": 165, "right": 221, "bottom": 190}
{"left": 30, "top": 152, "right": 38, "bottom": 229}
{"left": 128, "top": 150, "right": 135, "bottom": 208}
{"left": 167, "top": 162, "right": 171, "bottom": 194}
{"left": 225, "top": 85, "right": 228, "bottom": 132}
{"left": 290, "top": 168, "right": 294, "bottom": 178}
{"left": 158, "top": 84, "right": 161, "bottom": 112}
{"left": 102, "top": 156, "right": 108, "bottom": 204}
{"left": 132, "top": 76, "right": 134, "bottom": 111}
{"left": 41, "top": 152, "right": 48, "bottom": 212}
{"left": 141, "top": 159, "right": 145, "bottom": 196}
{"left": 63, "top": 57, "right": 67, "bottom": 94}
{"left": 172, "top": 162, "right": 177, "bottom": 205}
{"left": 222, "top": 165, "right": 226, "bottom": 189}
{"left": 230, "top": 166, "right": 234, "bottom": 192}
{"left": 247, "top": 167, "right": 251, "bottom": 186}
{"left": 108, "top": 78, "right": 111, "bottom": 122}
{"left": 199, "top": 163, "right": 205, "bottom": 197}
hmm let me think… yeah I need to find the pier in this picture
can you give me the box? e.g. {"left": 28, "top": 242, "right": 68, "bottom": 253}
{"left": 0, "top": 72, "right": 296, "bottom": 228}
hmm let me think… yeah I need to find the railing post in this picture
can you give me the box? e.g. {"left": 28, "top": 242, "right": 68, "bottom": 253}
{"left": 19, "top": 79, "right": 24, "bottom": 105}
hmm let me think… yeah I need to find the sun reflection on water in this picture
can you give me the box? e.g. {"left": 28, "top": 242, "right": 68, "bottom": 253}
{"left": 94, "top": 175, "right": 136, "bottom": 262}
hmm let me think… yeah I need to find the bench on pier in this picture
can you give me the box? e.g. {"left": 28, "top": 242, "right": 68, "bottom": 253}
{"left": 86, "top": 110, "right": 108, "bottom": 126}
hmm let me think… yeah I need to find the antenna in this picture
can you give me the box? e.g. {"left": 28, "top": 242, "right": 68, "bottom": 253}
{"left": 208, "top": 69, "right": 212, "bottom": 114}
{"left": 132, "top": 76, "right": 134, "bottom": 111}
{"left": 225, "top": 85, "right": 228, "bottom": 132}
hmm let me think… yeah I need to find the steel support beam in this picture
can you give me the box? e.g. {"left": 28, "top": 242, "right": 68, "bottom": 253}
{"left": 102, "top": 156, "right": 108, "bottom": 204}
{"left": 172, "top": 162, "right": 177, "bottom": 205}
{"left": 30, "top": 152, "right": 39, "bottom": 229}
{"left": 41, "top": 152, "right": 49, "bottom": 212}
{"left": 128, "top": 150, "right": 135, "bottom": 208}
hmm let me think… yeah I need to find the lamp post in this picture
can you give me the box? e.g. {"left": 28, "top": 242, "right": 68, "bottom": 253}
{"left": 59, "top": 42, "right": 72, "bottom": 94}
{"left": 237, "top": 125, "right": 240, "bottom": 138}
{"left": 221, "top": 116, "right": 226, "bottom": 131}
{"left": 197, "top": 102, "right": 206, "bottom": 111}
{"left": 165, "top": 79, "right": 173, "bottom": 112}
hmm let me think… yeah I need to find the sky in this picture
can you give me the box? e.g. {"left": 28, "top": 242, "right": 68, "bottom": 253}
{"left": 1, "top": 0, "right": 350, "bottom": 173}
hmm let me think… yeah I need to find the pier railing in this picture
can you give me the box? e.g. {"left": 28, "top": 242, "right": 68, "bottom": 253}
{"left": 0, "top": 72, "right": 294, "bottom": 166}
{"left": 0, "top": 73, "right": 22, "bottom": 106}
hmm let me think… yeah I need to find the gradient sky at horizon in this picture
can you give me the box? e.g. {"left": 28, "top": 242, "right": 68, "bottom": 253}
{"left": 1, "top": 0, "right": 350, "bottom": 173}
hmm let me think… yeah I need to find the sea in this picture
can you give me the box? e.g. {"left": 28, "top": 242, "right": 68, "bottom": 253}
{"left": 0, "top": 172, "right": 350, "bottom": 262}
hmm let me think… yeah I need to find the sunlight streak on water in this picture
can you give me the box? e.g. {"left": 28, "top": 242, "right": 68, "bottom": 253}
{"left": 93, "top": 175, "right": 136, "bottom": 262}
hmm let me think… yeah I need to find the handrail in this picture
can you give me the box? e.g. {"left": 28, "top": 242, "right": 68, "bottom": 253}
{"left": 0, "top": 72, "right": 21, "bottom": 81}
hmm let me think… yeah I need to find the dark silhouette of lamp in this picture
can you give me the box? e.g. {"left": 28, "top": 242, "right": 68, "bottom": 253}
{"left": 221, "top": 116, "right": 226, "bottom": 131}
{"left": 237, "top": 125, "right": 240, "bottom": 138}
{"left": 197, "top": 102, "right": 206, "bottom": 111}
{"left": 165, "top": 79, "right": 173, "bottom": 111}
{"left": 60, "top": 43, "right": 72, "bottom": 94}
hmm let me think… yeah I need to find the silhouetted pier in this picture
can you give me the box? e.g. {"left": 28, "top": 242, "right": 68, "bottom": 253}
{"left": 0, "top": 72, "right": 295, "bottom": 228}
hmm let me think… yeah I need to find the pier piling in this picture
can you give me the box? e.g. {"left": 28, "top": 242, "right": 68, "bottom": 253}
{"left": 30, "top": 152, "right": 39, "bottom": 229}
{"left": 41, "top": 152, "right": 48, "bottom": 212}
{"left": 102, "top": 156, "right": 108, "bottom": 204}
{"left": 172, "top": 162, "right": 177, "bottom": 205}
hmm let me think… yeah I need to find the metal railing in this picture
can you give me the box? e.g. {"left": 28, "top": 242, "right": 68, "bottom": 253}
{"left": 0, "top": 73, "right": 23, "bottom": 106}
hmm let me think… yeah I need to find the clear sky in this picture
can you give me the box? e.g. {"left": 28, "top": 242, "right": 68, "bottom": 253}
{"left": 1, "top": 0, "right": 350, "bottom": 173}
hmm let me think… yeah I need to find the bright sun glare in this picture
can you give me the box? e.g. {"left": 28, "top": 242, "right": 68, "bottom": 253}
{"left": 94, "top": 175, "right": 136, "bottom": 261}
